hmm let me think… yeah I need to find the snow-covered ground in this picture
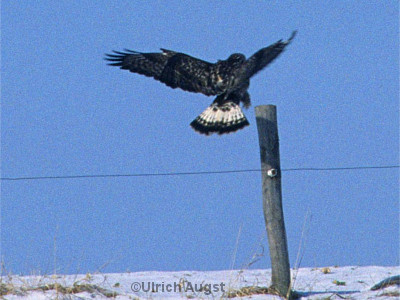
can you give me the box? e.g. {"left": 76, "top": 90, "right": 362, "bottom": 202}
{"left": 1, "top": 266, "right": 399, "bottom": 299}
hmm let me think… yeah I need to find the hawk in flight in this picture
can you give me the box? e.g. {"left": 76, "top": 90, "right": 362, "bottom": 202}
{"left": 105, "top": 31, "right": 296, "bottom": 135}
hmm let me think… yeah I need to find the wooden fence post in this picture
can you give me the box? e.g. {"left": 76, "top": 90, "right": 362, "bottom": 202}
{"left": 255, "top": 105, "right": 291, "bottom": 298}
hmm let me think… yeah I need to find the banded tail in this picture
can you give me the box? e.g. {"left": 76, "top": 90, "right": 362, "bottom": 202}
{"left": 190, "top": 102, "right": 249, "bottom": 135}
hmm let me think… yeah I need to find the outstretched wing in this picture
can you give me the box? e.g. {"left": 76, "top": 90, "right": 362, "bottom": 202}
{"left": 240, "top": 31, "right": 297, "bottom": 80}
{"left": 157, "top": 52, "right": 221, "bottom": 96}
{"left": 105, "top": 49, "right": 220, "bottom": 96}
{"left": 105, "top": 49, "right": 176, "bottom": 78}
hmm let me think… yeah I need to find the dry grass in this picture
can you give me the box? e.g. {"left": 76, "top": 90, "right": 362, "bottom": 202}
{"left": 225, "top": 284, "right": 301, "bottom": 299}
{"left": 379, "top": 291, "right": 400, "bottom": 297}
{"left": 0, "top": 281, "right": 118, "bottom": 298}
{"left": 0, "top": 261, "right": 118, "bottom": 299}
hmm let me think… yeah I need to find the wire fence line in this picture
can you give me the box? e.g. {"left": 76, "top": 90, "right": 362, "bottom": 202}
{"left": 1, "top": 165, "right": 398, "bottom": 182}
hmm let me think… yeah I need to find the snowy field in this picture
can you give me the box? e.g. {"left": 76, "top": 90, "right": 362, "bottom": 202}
{"left": 1, "top": 266, "right": 399, "bottom": 299}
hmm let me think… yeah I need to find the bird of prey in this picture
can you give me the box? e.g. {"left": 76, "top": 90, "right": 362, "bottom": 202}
{"left": 105, "top": 31, "right": 296, "bottom": 135}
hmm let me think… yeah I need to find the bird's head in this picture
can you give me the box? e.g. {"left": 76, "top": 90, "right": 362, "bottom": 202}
{"left": 227, "top": 53, "right": 246, "bottom": 65}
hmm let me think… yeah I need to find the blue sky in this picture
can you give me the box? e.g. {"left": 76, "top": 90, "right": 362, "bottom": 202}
{"left": 1, "top": 2, "right": 399, "bottom": 275}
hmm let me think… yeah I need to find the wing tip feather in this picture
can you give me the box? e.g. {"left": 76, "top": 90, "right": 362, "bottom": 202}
{"left": 285, "top": 30, "right": 297, "bottom": 44}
